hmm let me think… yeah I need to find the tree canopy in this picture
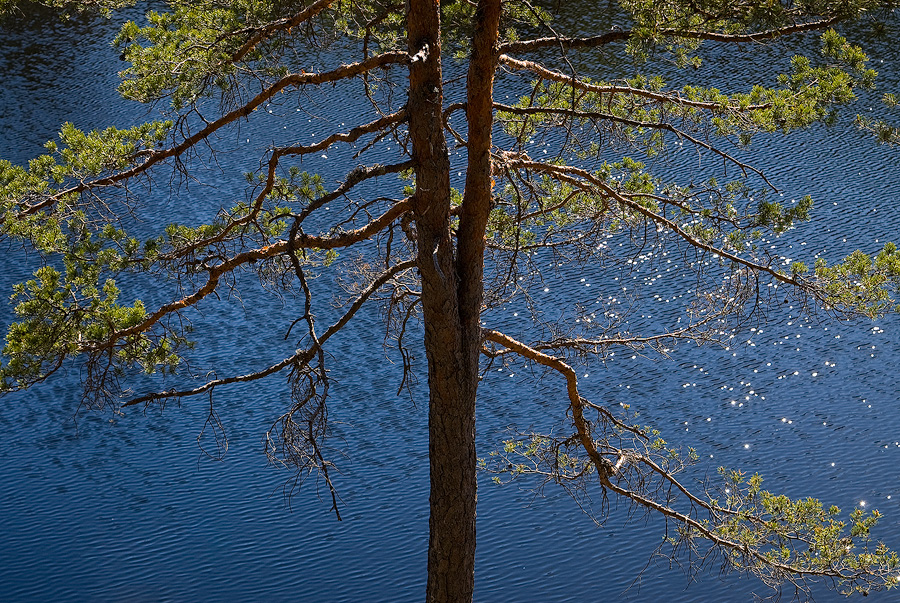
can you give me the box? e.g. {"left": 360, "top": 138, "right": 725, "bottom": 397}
{"left": 3, "top": 0, "right": 900, "bottom": 600}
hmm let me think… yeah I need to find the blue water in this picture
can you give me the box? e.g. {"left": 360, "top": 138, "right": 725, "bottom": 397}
{"left": 2, "top": 4, "right": 900, "bottom": 602}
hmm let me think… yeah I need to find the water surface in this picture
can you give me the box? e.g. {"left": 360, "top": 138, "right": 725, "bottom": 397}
{"left": 1, "top": 4, "right": 900, "bottom": 602}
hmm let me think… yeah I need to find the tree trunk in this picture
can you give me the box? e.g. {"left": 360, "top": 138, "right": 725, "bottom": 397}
{"left": 408, "top": 1, "right": 500, "bottom": 600}
{"left": 407, "top": 1, "right": 476, "bottom": 601}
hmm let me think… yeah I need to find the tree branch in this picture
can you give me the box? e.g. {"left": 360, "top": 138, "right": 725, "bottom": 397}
{"left": 498, "top": 17, "right": 842, "bottom": 55}
{"left": 16, "top": 51, "right": 410, "bottom": 217}
{"left": 230, "top": 0, "right": 338, "bottom": 64}
{"left": 272, "top": 107, "right": 408, "bottom": 159}
{"left": 90, "top": 198, "right": 412, "bottom": 349}
{"left": 122, "top": 259, "right": 416, "bottom": 407}
{"left": 504, "top": 157, "right": 802, "bottom": 288}
{"left": 498, "top": 55, "right": 771, "bottom": 112}
{"left": 659, "top": 16, "right": 841, "bottom": 43}
{"left": 499, "top": 30, "right": 631, "bottom": 54}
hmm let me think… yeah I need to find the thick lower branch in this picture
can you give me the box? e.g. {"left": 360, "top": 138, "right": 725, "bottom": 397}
{"left": 482, "top": 328, "right": 613, "bottom": 479}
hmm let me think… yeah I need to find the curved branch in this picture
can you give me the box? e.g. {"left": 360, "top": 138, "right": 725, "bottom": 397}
{"left": 498, "top": 55, "right": 770, "bottom": 112}
{"left": 17, "top": 51, "right": 410, "bottom": 217}
{"left": 122, "top": 259, "right": 416, "bottom": 407}
{"left": 487, "top": 309, "right": 735, "bottom": 357}
{"left": 272, "top": 107, "right": 408, "bottom": 159}
{"left": 482, "top": 328, "right": 615, "bottom": 478}
{"left": 294, "top": 159, "right": 415, "bottom": 224}
{"left": 90, "top": 198, "right": 412, "bottom": 348}
{"left": 155, "top": 156, "right": 413, "bottom": 266}
{"left": 230, "top": 0, "right": 337, "bottom": 64}
{"left": 498, "top": 17, "right": 841, "bottom": 55}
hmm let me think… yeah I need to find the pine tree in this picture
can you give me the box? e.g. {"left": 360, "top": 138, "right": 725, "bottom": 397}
{"left": 3, "top": 1, "right": 900, "bottom": 600}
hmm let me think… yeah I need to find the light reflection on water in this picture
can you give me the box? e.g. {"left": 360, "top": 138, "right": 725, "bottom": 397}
{"left": 1, "top": 5, "right": 900, "bottom": 603}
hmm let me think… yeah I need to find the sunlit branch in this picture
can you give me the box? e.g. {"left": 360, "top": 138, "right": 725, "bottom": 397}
{"left": 498, "top": 17, "right": 841, "bottom": 55}
{"left": 493, "top": 102, "right": 776, "bottom": 187}
{"left": 517, "top": 187, "right": 581, "bottom": 222}
{"left": 632, "top": 190, "right": 743, "bottom": 228}
{"left": 499, "top": 30, "right": 631, "bottom": 54}
{"left": 17, "top": 51, "right": 410, "bottom": 217}
{"left": 442, "top": 101, "right": 467, "bottom": 146}
{"left": 121, "top": 259, "right": 416, "bottom": 407}
{"left": 158, "top": 152, "right": 412, "bottom": 261}
{"left": 487, "top": 310, "right": 735, "bottom": 357}
{"left": 89, "top": 198, "right": 412, "bottom": 349}
{"left": 273, "top": 107, "right": 408, "bottom": 159}
{"left": 230, "top": 0, "right": 337, "bottom": 64}
{"left": 505, "top": 157, "right": 802, "bottom": 288}
{"left": 498, "top": 55, "right": 771, "bottom": 112}
{"left": 659, "top": 16, "right": 841, "bottom": 43}
{"left": 293, "top": 159, "right": 415, "bottom": 224}
{"left": 482, "top": 328, "right": 616, "bottom": 478}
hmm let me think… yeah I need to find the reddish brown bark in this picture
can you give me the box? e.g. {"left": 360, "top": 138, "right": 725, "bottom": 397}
{"left": 407, "top": 1, "right": 473, "bottom": 602}
{"left": 407, "top": 1, "right": 501, "bottom": 601}
{"left": 457, "top": 0, "right": 501, "bottom": 349}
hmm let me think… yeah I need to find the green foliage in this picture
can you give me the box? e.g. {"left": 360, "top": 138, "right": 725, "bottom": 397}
{"left": 0, "top": 0, "right": 134, "bottom": 18}
{"left": 115, "top": 4, "right": 247, "bottom": 108}
{"left": 621, "top": 0, "right": 887, "bottom": 61}
{"left": 751, "top": 195, "right": 813, "bottom": 234}
{"left": 813, "top": 243, "right": 900, "bottom": 317}
{"left": 0, "top": 121, "right": 171, "bottom": 258}
{"left": 857, "top": 92, "right": 900, "bottom": 144}
{"left": 711, "top": 469, "right": 900, "bottom": 595}
{"left": 0, "top": 259, "right": 181, "bottom": 394}
{"left": 0, "top": 121, "right": 170, "bottom": 191}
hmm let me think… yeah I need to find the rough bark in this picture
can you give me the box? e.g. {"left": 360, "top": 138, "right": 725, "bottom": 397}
{"left": 407, "top": 1, "right": 476, "bottom": 601}
{"left": 408, "top": 0, "right": 501, "bottom": 599}
{"left": 457, "top": 0, "right": 501, "bottom": 348}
